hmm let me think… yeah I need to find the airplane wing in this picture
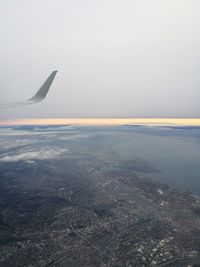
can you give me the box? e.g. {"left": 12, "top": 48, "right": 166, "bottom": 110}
{"left": 0, "top": 71, "right": 57, "bottom": 109}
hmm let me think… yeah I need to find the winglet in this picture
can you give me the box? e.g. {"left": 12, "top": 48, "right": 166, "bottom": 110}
{"left": 29, "top": 70, "right": 57, "bottom": 103}
{"left": 0, "top": 71, "right": 57, "bottom": 109}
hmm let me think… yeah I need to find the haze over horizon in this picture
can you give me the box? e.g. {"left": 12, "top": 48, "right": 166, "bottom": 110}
{"left": 0, "top": 0, "right": 200, "bottom": 120}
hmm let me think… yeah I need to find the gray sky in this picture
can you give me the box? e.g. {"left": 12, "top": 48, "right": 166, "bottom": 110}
{"left": 0, "top": 0, "right": 200, "bottom": 119}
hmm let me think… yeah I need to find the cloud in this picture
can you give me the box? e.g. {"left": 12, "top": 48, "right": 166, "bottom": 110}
{"left": 0, "top": 147, "right": 69, "bottom": 163}
{"left": 0, "top": 139, "right": 41, "bottom": 150}
{"left": 58, "top": 133, "right": 90, "bottom": 140}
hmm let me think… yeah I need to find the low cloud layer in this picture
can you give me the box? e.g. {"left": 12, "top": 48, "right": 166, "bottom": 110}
{"left": 0, "top": 147, "right": 69, "bottom": 163}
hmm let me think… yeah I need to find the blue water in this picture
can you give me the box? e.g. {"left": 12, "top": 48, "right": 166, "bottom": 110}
{"left": 108, "top": 126, "right": 200, "bottom": 193}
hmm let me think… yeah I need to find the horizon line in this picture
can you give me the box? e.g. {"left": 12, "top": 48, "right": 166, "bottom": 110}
{"left": 0, "top": 118, "right": 200, "bottom": 126}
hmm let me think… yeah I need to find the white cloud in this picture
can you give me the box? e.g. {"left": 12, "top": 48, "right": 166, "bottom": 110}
{"left": 0, "top": 138, "right": 41, "bottom": 150}
{"left": 0, "top": 147, "right": 69, "bottom": 162}
{"left": 58, "top": 133, "right": 90, "bottom": 140}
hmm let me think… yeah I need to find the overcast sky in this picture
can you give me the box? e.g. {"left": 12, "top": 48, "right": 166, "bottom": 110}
{"left": 0, "top": 0, "right": 200, "bottom": 119}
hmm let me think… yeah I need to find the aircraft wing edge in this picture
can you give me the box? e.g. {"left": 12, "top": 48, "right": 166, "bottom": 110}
{"left": 0, "top": 71, "right": 57, "bottom": 109}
